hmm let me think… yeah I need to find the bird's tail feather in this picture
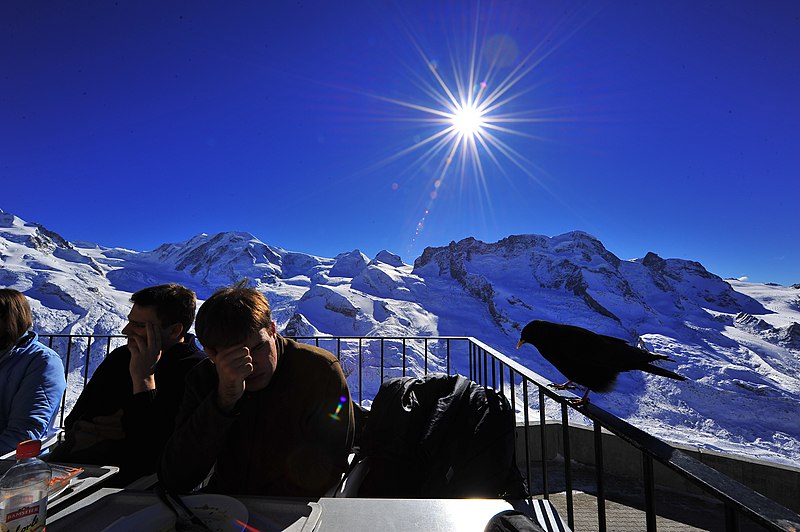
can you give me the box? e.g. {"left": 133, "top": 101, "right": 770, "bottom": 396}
{"left": 643, "top": 364, "right": 686, "bottom": 381}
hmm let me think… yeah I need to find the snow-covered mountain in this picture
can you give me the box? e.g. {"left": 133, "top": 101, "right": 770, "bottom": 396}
{"left": 2, "top": 209, "right": 798, "bottom": 467}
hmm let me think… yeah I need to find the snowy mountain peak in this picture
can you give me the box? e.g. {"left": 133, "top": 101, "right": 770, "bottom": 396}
{"left": 281, "top": 312, "right": 321, "bottom": 337}
{"left": 330, "top": 249, "right": 370, "bottom": 278}
{"left": 0, "top": 211, "right": 73, "bottom": 254}
{"left": 0, "top": 210, "right": 25, "bottom": 228}
{"left": 143, "top": 231, "right": 285, "bottom": 286}
{"left": 371, "top": 250, "right": 405, "bottom": 267}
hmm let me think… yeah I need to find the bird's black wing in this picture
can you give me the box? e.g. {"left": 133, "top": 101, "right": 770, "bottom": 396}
{"left": 594, "top": 332, "right": 632, "bottom": 347}
{"left": 593, "top": 336, "right": 677, "bottom": 374}
{"left": 530, "top": 324, "right": 622, "bottom": 385}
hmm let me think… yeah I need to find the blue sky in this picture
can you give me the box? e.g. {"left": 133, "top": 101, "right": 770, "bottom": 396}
{"left": 2, "top": 1, "right": 798, "bottom": 285}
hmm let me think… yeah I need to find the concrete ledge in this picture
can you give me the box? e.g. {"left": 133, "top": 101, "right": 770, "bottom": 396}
{"left": 515, "top": 422, "right": 800, "bottom": 514}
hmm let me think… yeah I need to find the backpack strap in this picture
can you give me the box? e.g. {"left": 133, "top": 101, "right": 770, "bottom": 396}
{"left": 418, "top": 375, "right": 474, "bottom": 490}
{"left": 419, "top": 375, "right": 472, "bottom": 454}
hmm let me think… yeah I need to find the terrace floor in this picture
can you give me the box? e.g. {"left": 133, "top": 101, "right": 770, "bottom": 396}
{"left": 529, "top": 458, "right": 769, "bottom": 532}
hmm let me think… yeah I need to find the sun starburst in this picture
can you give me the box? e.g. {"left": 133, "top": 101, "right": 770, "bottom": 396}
{"left": 358, "top": 6, "right": 578, "bottom": 250}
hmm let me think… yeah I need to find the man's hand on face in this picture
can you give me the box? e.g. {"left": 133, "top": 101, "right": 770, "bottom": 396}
{"left": 128, "top": 321, "right": 162, "bottom": 393}
{"left": 213, "top": 344, "right": 254, "bottom": 413}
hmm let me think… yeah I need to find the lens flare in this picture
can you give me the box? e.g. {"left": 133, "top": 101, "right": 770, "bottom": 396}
{"left": 329, "top": 396, "right": 347, "bottom": 421}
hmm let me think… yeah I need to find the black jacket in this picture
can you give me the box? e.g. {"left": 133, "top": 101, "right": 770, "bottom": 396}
{"left": 50, "top": 335, "right": 205, "bottom": 485}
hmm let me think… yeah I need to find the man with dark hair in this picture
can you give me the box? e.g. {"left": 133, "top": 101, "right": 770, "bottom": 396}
{"left": 0, "top": 289, "right": 67, "bottom": 454}
{"left": 50, "top": 284, "right": 205, "bottom": 485}
{"left": 160, "top": 283, "right": 354, "bottom": 497}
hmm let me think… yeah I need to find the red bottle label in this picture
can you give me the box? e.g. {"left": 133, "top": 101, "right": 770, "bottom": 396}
{"left": 1, "top": 497, "right": 46, "bottom": 532}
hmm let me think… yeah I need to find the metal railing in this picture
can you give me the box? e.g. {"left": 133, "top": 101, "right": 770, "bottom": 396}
{"left": 464, "top": 338, "right": 800, "bottom": 532}
{"left": 43, "top": 333, "right": 800, "bottom": 531}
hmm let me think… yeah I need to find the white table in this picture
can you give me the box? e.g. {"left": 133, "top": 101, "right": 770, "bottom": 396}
{"left": 47, "top": 489, "right": 518, "bottom": 531}
{"left": 307, "top": 498, "right": 515, "bottom": 531}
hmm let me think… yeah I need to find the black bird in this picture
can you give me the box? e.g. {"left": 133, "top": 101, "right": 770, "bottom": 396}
{"left": 517, "top": 320, "right": 686, "bottom": 405}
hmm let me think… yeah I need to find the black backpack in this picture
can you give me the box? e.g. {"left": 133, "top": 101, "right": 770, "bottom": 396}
{"left": 352, "top": 373, "right": 527, "bottom": 499}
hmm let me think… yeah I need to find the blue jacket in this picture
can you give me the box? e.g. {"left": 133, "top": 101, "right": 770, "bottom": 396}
{"left": 0, "top": 331, "right": 67, "bottom": 455}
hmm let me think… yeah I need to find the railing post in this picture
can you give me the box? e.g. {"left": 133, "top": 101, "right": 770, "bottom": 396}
{"left": 57, "top": 335, "right": 67, "bottom": 427}
{"left": 380, "top": 339, "right": 385, "bottom": 383}
{"left": 474, "top": 346, "right": 479, "bottom": 384}
{"left": 482, "top": 348, "right": 488, "bottom": 387}
{"left": 523, "top": 379, "right": 532, "bottom": 496}
{"left": 469, "top": 341, "right": 474, "bottom": 381}
{"left": 499, "top": 362, "right": 504, "bottom": 395}
{"left": 54, "top": 335, "right": 67, "bottom": 427}
{"left": 446, "top": 339, "right": 450, "bottom": 376}
{"left": 402, "top": 338, "right": 406, "bottom": 377}
{"left": 724, "top": 503, "right": 740, "bottom": 532}
{"left": 539, "top": 388, "right": 548, "bottom": 499}
{"left": 562, "top": 402, "right": 574, "bottom": 530}
{"left": 473, "top": 343, "right": 478, "bottom": 382}
{"left": 358, "top": 338, "right": 363, "bottom": 406}
{"left": 509, "top": 369, "right": 516, "bottom": 413}
{"left": 85, "top": 336, "right": 92, "bottom": 380}
{"left": 75, "top": 339, "right": 88, "bottom": 387}
{"left": 474, "top": 344, "right": 480, "bottom": 383}
{"left": 63, "top": 337, "right": 72, "bottom": 373}
{"left": 424, "top": 338, "right": 428, "bottom": 375}
{"left": 594, "top": 421, "right": 607, "bottom": 532}
{"left": 643, "top": 454, "right": 657, "bottom": 532}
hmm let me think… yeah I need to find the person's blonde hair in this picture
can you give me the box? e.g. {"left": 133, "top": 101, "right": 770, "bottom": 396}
{"left": 0, "top": 289, "right": 33, "bottom": 349}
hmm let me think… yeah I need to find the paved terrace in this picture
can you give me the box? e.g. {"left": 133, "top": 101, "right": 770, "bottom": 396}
{"left": 542, "top": 459, "right": 756, "bottom": 531}
{"left": 518, "top": 424, "right": 800, "bottom": 531}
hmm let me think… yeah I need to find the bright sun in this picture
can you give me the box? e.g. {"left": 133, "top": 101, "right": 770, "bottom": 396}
{"left": 450, "top": 103, "right": 485, "bottom": 137}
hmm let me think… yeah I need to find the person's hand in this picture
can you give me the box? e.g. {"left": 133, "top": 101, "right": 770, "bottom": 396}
{"left": 86, "top": 409, "right": 126, "bottom": 440}
{"left": 70, "top": 409, "right": 126, "bottom": 450}
{"left": 128, "top": 321, "right": 162, "bottom": 393}
{"left": 212, "top": 344, "right": 253, "bottom": 413}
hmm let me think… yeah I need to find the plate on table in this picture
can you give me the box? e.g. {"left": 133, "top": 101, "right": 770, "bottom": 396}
{"left": 48, "top": 464, "right": 84, "bottom": 500}
{"left": 101, "top": 494, "right": 248, "bottom": 532}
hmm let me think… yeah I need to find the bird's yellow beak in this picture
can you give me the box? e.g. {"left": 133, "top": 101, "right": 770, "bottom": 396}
{"left": 516, "top": 340, "right": 524, "bottom": 349}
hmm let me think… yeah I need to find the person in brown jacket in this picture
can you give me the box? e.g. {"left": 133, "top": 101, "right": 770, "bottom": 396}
{"left": 159, "top": 283, "right": 354, "bottom": 496}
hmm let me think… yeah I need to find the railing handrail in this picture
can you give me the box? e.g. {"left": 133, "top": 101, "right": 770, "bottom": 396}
{"left": 39, "top": 333, "right": 127, "bottom": 338}
{"left": 40, "top": 332, "right": 800, "bottom": 531}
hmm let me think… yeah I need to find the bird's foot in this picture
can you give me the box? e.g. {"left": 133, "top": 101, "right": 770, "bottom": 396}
{"left": 567, "top": 397, "right": 589, "bottom": 407}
